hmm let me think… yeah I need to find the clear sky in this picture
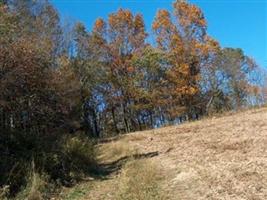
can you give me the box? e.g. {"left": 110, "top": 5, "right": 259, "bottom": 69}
{"left": 51, "top": 0, "right": 267, "bottom": 69}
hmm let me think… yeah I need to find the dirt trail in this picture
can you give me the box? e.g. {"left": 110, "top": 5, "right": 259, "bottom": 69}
{"left": 62, "top": 107, "right": 267, "bottom": 200}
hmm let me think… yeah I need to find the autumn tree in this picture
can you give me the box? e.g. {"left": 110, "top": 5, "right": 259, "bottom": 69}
{"left": 89, "top": 9, "right": 148, "bottom": 133}
{"left": 152, "top": 0, "right": 219, "bottom": 120}
{"left": 0, "top": 1, "right": 90, "bottom": 196}
{"left": 7, "top": 0, "right": 63, "bottom": 60}
{"left": 220, "top": 48, "right": 259, "bottom": 109}
{"left": 131, "top": 46, "right": 170, "bottom": 127}
{"left": 72, "top": 21, "right": 106, "bottom": 137}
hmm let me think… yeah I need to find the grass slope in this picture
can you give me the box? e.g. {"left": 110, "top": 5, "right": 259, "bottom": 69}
{"left": 61, "top": 107, "right": 267, "bottom": 200}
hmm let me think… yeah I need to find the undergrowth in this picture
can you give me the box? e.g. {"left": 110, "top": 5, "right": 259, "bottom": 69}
{"left": 0, "top": 132, "right": 96, "bottom": 199}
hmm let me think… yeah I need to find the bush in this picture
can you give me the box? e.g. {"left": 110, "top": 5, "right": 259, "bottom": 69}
{"left": 62, "top": 133, "right": 97, "bottom": 179}
{"left": 0, "top": 131, "right": 96, "bottom": 199}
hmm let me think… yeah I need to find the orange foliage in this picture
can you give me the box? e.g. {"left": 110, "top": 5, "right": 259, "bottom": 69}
{"left": 173, "top": 1, "right": 207, "bottom": 29}
{"left": 152, "top": 0, "right": 218, "bottom": 116}
{"left": 94, "top": 18, "right": 105, "bottom": 33}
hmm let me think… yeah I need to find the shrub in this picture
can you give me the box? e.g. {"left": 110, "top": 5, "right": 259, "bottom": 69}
{"left": 62, "top": 133, "right": 97, "bottom": 179}
{"left": 0, "top": 131, "right": 96, "bottom": 199}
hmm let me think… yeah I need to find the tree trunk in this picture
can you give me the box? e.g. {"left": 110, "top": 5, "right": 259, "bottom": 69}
{"left": 111, "top": 107, "right": 119, "bottom": 134}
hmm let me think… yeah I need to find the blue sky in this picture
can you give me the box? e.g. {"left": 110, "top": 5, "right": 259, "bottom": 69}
{"left": 51, "top": 0, "right": 267, "bottom": 69}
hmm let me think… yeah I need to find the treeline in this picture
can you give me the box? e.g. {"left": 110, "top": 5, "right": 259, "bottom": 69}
{"left": 72, "top": 1, "right": 266, "bottom": 136}
{"left": 0, "top": 0, "right": 266, "bottom": 198}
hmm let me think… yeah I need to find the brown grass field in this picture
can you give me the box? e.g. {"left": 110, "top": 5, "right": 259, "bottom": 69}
{"left": 61, "top": 107, "right": 267, "bottom": 200}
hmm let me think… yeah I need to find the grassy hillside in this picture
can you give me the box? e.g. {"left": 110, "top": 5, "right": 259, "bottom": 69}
{"left": 61, "top": 107, "right": 267, "bottom": 200}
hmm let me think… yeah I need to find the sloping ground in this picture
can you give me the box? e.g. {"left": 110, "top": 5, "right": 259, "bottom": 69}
{"left": 61, "top": 107, "right": 267, "bottom": 200}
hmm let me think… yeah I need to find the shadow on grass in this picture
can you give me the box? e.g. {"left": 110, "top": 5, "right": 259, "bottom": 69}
{"left": 97, "top": 135, "right": 125, "bottom": 144}
{"left": 91, "top": 151, "right": 159, "bottom": 179}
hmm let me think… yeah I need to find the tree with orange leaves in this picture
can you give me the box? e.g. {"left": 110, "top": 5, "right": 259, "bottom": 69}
{"left": 89, "top": 9, "right": 148, "bottom": 133}
{"left": 152, "top": 0, "right": 219, "bottom": 120}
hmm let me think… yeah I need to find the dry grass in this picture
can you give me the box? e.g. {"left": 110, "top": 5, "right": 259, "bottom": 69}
{"left": 129, "top": 107, "right": 267, "bottom": 200}
{"left": 116, "top": 159, "right": 165, "bottom": 200}
{"left": 97, "top": 140, "right": 139, "bottom": 163}
{"left": 15, "top": 172, "right": 48, "bottom": 200}
{"left": 60, "top": 182, "right": 91, "bottom": 200}
{"left": 61, "top": 107, "right": 267, "bottom": 200}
